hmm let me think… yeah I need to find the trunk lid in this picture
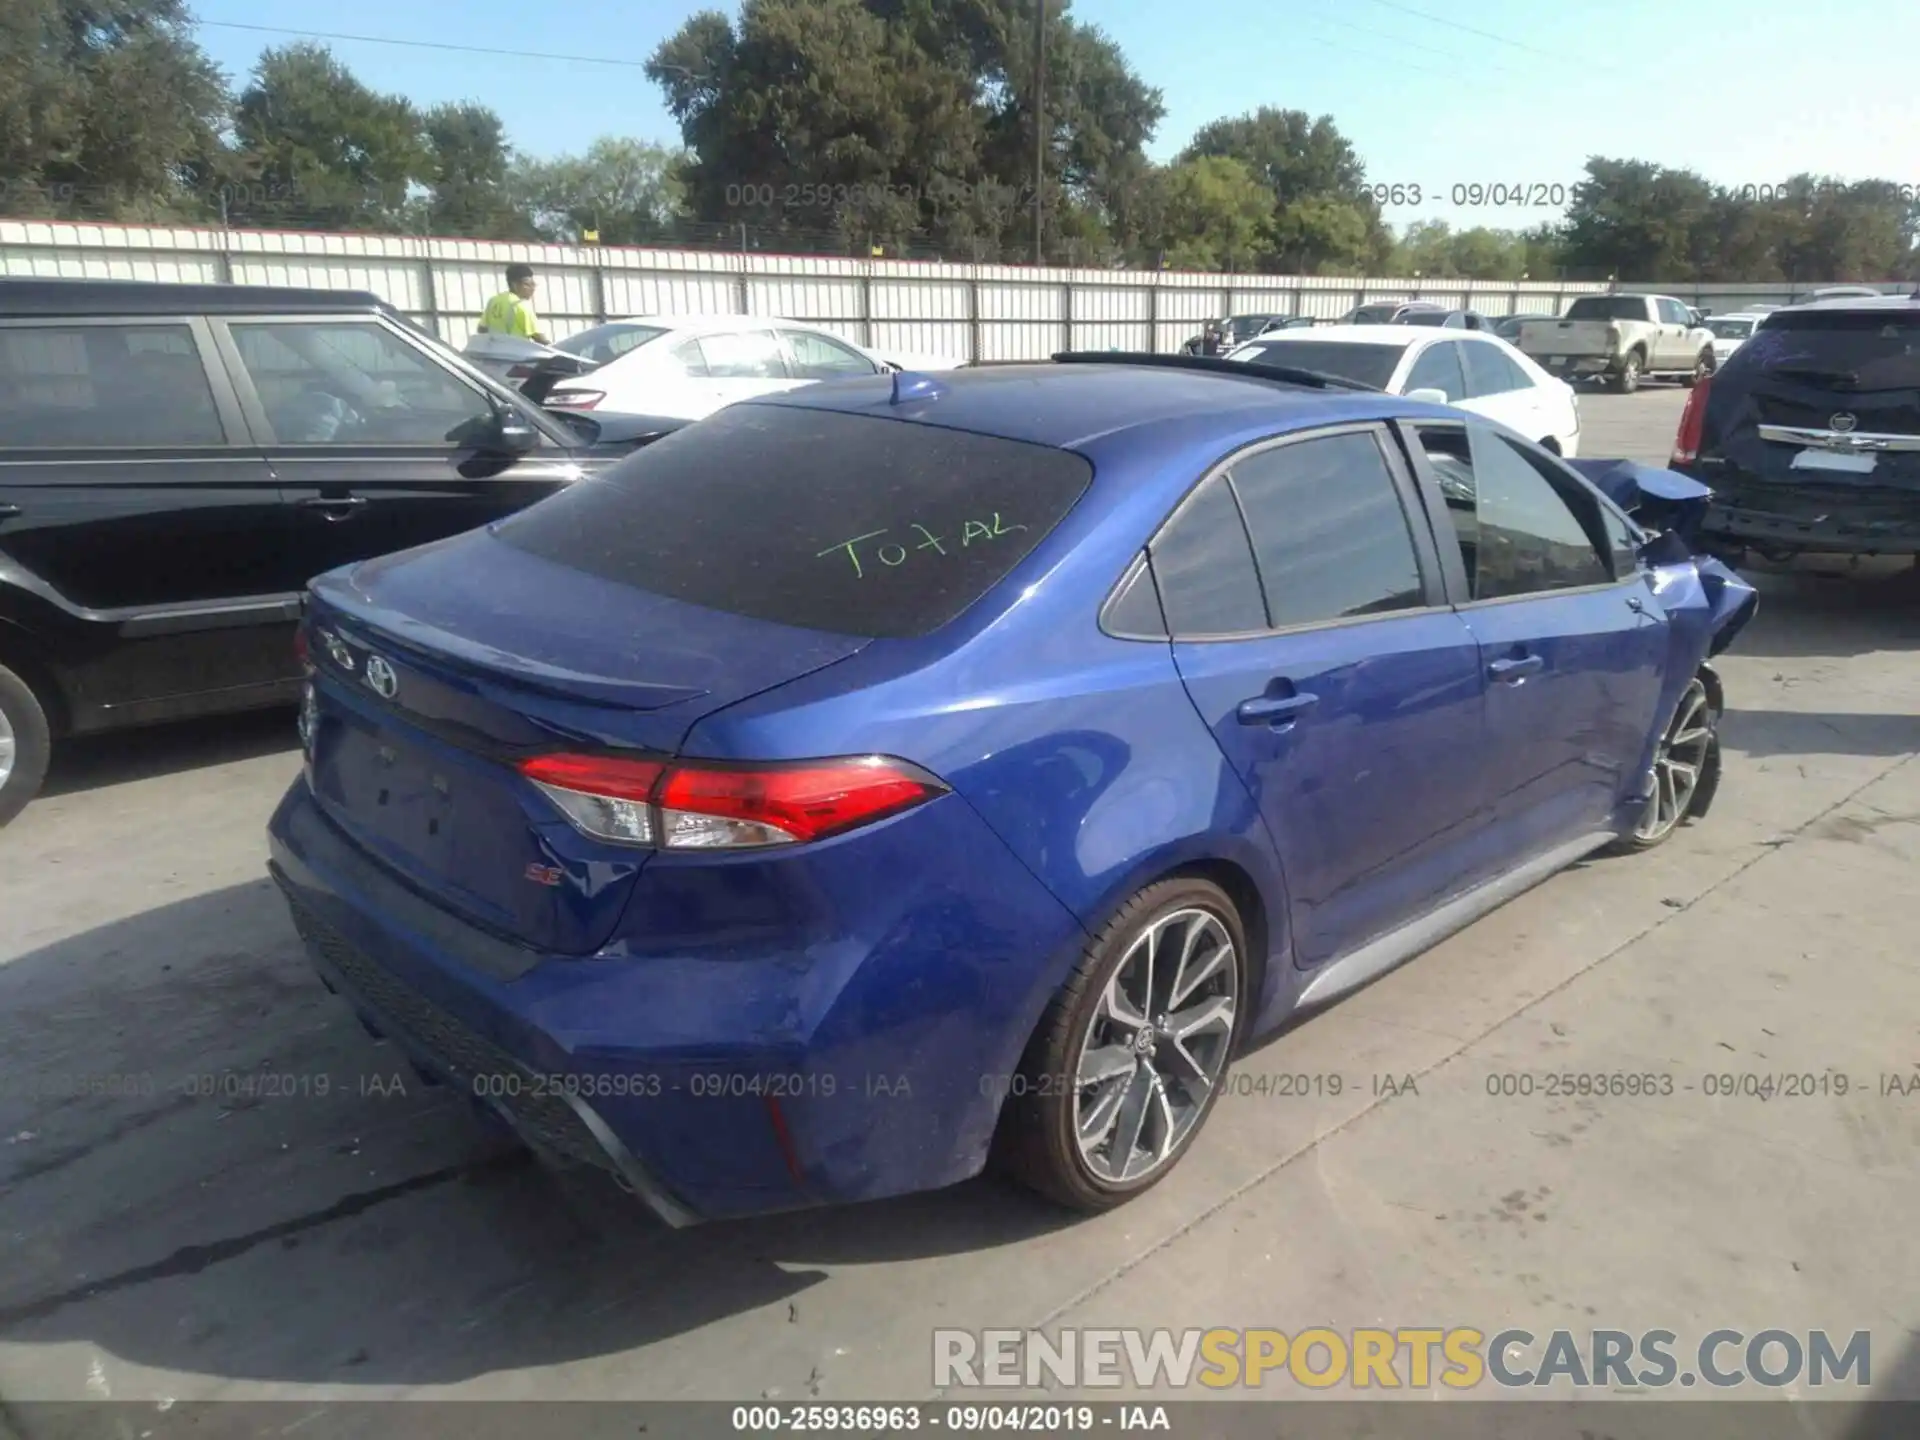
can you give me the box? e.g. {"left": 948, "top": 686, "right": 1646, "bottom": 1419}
{"left": 302, "top": 530, "right": 870, "bottom": 955}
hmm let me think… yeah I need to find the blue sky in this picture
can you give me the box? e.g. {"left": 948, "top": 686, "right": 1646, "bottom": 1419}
{"left": 190, "top": 0, "right": 1920, "bottom": 227}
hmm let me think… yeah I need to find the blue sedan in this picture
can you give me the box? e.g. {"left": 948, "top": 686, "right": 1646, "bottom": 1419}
{"left": 268, "top": 356, "right": 1756, "bottom": 1223}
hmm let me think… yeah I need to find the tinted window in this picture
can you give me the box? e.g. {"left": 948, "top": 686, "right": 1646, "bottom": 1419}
{"left": 1732, "top": 311, "right": 1920, "bottom": 392}
{"left": 494, "top": 405, "right": 1092, "bottom": 639}
{"left": 1565, "top": 296, "right": 1654, "bottom": 322}
{"left": 0, "top": 323, "right": 224, "bottom": 448}
{"left": 782, "top": 329, "right": 877, "bottom": 379}
{"left": 229, "top": 321, "right": 490, "bottom": 444}
{"left": 1103, "top": 558, "right": 1166, "bottom": 638}
{"left": 667, "top": 338, "right": 710, "bottom": 377}
{"left": 555, "top": 323, "right": 669, "bottom": 364}
{"left": 1229, "top": 432, "right": 1424, "bottom": 628}
{"left": 696, "top": 329, "right": 788, "bottom": 379}
{"left": 1403, "top": 342, "right": 1466, "bottom": 401}
{"left": 1461, "top": 341, "right": 1530, "bottom": 397}
{"left": 1435, "top": 426, "right": 1610, "bottom": 599}
{"left": 1233, "top": 341, "right": 1403, "bottom": 389}
{"left": 1149, "top": 473, "right": 1267, "bottom": 637}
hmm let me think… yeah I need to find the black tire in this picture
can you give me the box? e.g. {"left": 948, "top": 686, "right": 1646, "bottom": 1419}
{"left": 0, "top": 661, "right": 53, "bottom": 827}
{"left": 1680, "top": 349, "right": 1714, "bottom": 389}
{"left": 1609, "top": 674, "right": 1719, "bottom": 854}
{"left": 1611, "top": 349, "right": 1643, "bottom": 394}
{"left": 994, "top": 875, "right": 1247, "bottom": 1211}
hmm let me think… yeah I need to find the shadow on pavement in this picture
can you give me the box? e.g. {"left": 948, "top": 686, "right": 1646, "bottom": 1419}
{"left": 1727, "top": 566, "right": 1920, "bottom": 661}
{"left": 40, "top": 707, "right": 299, "bottom": 800}
{"left": 0, "top": 880, "right": 1075, "bottom": 1390}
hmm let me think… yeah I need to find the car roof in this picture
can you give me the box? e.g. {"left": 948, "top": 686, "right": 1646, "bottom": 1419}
{"left": 1771, "top": 295, "right": 1920, "bottom": 314}
{"left": 599, "top": 313, "right": 838, "bottom": 336}
{"left": 744, "top": 360, "right": 1448, "bottom": 451}
{"left": 1240, "top": 324, "right": 1437, "bottom": 347}
{"left": 0, "top": 277, "right": 391, "bottom": 317}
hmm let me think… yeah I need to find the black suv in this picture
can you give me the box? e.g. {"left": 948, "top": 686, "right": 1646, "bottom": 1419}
{"left": 0, "top": 279, "right": 686, "bottom": 822}
{"left": 1672, "top": 295, "right": 1920, "bottom": 563}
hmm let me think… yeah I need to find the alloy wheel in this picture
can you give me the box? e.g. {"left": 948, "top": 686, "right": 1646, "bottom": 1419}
{"left": 1071, "top": 907, "right": 1237, "bottom": 1184}
{"left": 1636, "top": 679, "right": 1714, "bottom": 844}
{"left": 0, "top": 704, "right": 14, "bottom": 789}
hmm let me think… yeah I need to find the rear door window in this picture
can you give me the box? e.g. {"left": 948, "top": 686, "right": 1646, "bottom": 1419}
{"left": 1228, "top": 431, "right": 1426, "bottom": 627}
{"left": 1148, "top": 473, "right": 1267, "bottom": 637}
{"left": 1403, "top": 341, "right": 1467, "bottom": 401}
{"left": 695, "top": 329, "right": 789, "bottom": 379}
{"left": 1461, "top": 341, "right": 1530, "bottom": 397}
{"left": 0, "top": 322, "right": 226, "bottom": 447}
{"left": 494, "top": 404, "right": 1093, "bottom": 638}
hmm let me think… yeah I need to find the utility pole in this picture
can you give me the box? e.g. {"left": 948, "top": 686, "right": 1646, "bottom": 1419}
{"left": 1033, "top": 0, "right": 1046, "bottom": 267}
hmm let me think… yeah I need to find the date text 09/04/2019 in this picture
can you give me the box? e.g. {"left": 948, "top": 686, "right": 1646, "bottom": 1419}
{"left": 730, "top": 1404, "right": 1167, "bottom": 1432}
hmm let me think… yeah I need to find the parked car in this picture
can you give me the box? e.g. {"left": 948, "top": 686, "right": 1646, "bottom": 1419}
{"left": 1341, "top": 300, "right": 1449, "bottom": 325}
{"left": 1673, "top": 294, "right": 1920, "bottom": 563}
{"left": 0, "top": 279, "right": 689, "bottom": 824}
{"left": 1226, "top": 325, "right": 1583, "bottom": 456}
{"left": 1701, "top": 312, "right": 1764, "bottom": 367}
{"left": 269, "top": 354, "right": 1753, "bottom": 1225}
{"left": 1180, "top": 314, "right": 1312, "bottom": 354}
{"left": 1800, "top": 286, "right": 1887, "bottom": 302}
{"left": 542, "top": 315, "right": 963, "bottom": 418}
{"left": 461, "top": 331, "right": 602, "bottom": 396}
{"left": 1516, "top": 294, "right": 1716, "bottom": 393}
{"left": 1493, "top": 312, "right": 1556, "bottom": 343}
{"left": 1391, "top": 308, "right": 1496, "bottom": 332}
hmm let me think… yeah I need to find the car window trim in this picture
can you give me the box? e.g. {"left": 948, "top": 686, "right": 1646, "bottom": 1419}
{"left": 1097, "top": 550, "right": 1168, "bottom": 640}
{"left": 210, "top": 313, "right": 554, "bottom": 450}
{"left": 0, "top": 313, "right": 248, "bottom": 451}
{"left": 1118, "top": 420, "right": 1451, "bottom": 645}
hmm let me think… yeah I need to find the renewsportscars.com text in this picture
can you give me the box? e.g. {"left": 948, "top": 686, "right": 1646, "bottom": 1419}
{"left": 933, "top": 1327, "right": 1872, "bottom": 1391}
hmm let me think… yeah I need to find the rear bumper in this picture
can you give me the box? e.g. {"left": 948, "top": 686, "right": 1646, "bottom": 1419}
{"left": 267, "top": 776, "right": 1088, "bottom": 1223}
{"left": 1699, "top": 498, "right": 1920, "bottom": 556}
{"left": 1536, "top": 354, "right": 1615, "bottom": 378}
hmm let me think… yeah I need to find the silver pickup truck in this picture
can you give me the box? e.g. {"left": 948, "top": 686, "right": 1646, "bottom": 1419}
{"left": 1518, "top": 293, "right": 1716, "bottom": 393}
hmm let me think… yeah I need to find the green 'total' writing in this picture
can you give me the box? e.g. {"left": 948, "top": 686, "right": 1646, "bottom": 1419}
{"left": 818, "top": 515, "right": 1029, "bottom": 578}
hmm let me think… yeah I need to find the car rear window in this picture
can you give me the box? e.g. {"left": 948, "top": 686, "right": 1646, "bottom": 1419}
{"left": 1233, "top": 341, "right": 1404, "bottom": 389}
{"left": 1565, "top": 296, "right": 1653, "bottom": 321}
{"left": 492, "top": 404, "right": 1095, "bottom": 639}
{"left": 1732, "top": 311, "right": 1920, "bottom": 392}
{"left": 555, "top": 323, "right": 669, "bottom": 363}
{"left": 1705, "top": 318, "right": 1756, "bottom": 339}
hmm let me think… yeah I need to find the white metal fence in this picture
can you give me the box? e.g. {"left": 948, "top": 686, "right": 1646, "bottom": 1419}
{"left": 2, "top": 219, "right": 1907, "bottom": 362}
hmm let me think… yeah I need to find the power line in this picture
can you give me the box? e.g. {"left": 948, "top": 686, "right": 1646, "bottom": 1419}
{"left": 197, "top": 20, "right": 658, "bottom": 69}
{"left": 1349, "top": 0, "right": 1616, "bottom": 69}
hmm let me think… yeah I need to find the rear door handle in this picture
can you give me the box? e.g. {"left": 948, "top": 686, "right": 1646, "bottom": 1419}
{"left": 1236, "top": 691, "right": 1320, "bottom": 727}
{"left": 298, "top": 495, "right": 368, "bottom": 521}
{"left": 1488, "top": 654, "right": 1544, "bottom": 682}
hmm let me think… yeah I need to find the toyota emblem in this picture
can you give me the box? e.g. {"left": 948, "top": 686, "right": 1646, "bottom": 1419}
{"left": 1829, "top": 412, "right": 1857, "bottom": 433}
{"left": 364, "top": 655, "right": 399, "bottom": 700}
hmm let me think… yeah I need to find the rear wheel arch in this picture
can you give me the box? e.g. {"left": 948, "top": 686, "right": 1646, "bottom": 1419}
{"left": 0, "top": 619, "right": 70, "bottom": 738}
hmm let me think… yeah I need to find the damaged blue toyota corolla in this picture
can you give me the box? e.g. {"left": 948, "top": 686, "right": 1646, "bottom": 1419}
{"left": 266, "top": 354, "right": 1756, "bottom": 1224}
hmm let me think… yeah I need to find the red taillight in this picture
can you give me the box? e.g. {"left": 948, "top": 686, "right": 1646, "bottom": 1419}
{"left": 1672, "top": 374, "right": 1711, "bottom": 465}
{"left": 515, "top": 753, "right": 944, "bottom": 849}
{"left": 546, "top": 389, "right": 604, "bottom": 411}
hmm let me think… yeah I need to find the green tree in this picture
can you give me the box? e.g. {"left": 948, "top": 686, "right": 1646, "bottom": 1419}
{"left": 1136, "top": 156, "right": 1271, "bottom": 271}
{"left": 0, "top": 0, "right": 228, "bottom": 219}
{"left": 648, "top": 0, "right": 1163, "bottom": 262}
{"left": 1178, "top": 107, "right": 1383, "bottom": 272}
{"left": 509, "top": 137, "right": 689, "bottom": 244}
{"left": 1559, "top": 158, "right": 1716, "bottom": 280}
{"left": 229, "top": 43, "right": 423, "bottom": 231}
{"left": 422, "top": 102, "right": 526, "bottom": 239}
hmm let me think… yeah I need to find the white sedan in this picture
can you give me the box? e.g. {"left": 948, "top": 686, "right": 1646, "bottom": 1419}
{"left": 542, "top": 314, "right": 963, "bottom": 419}
{"left": 1226, "top": 324, "right": 1582, "bottom": 457}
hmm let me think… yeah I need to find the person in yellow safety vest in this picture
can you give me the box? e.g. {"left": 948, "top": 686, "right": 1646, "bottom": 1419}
{"left": 478, "top": 263, "right": 549, "bottom": 345}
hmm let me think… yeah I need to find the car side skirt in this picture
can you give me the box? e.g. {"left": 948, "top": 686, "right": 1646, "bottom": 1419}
{"left": 1292, "top": 830, "right": 1615, "bottom": 1011}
